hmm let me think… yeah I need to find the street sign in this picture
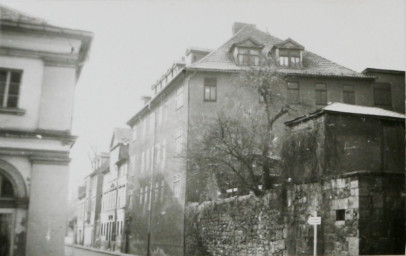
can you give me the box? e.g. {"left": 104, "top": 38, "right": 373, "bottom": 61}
{"left": 308, "top": 216, "right": 321, "bottom": 225}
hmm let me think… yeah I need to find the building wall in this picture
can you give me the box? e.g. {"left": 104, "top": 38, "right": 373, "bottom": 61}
{"left": 127, "top": 73, "right": 188, "bottom": 256}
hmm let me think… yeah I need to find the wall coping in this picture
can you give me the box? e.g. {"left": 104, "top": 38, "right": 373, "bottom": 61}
{"left": 65, "top": 244, "right": 139, "bottom": 256}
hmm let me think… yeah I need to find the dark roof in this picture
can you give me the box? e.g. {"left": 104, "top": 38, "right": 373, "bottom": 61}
{"left": 190, "top": 25, "right": 370, "bottom": 79}
{"left": 285, "top": 102, "right": 405, "bottom": 126}
{"left": 362, "top": 68, "right": 405, "bottom": 75}
{"left": 0, "top": 5, "right": 47, "bottom": 24}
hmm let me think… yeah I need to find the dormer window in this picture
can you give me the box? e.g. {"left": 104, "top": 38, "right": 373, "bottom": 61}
{"left": 274, "top": 38, "right": 304, "bottom": 68}
{"left": 238, "top": 48, "right": 260, "bottom": 66}
{"left": 279, "top": 49, "right": 301, "bottom": 67}
{"left": 230, "top": 38, "right": 264, "bottom": 66}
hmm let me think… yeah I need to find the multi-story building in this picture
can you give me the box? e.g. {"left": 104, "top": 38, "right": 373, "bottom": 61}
{"left": 82, "top": 153, "right": 109, "bottom": 247}
{"left": 76, "top": 185, "right": 86, "bottom": 246}
{"left": 100, "top": 128, "right": 130, "bottom": 251}
{"left": 0, "top": 5, "right": 92, "bottom": 256}
{"left": 125, "top": 22, "right": 403, "bottom": 256}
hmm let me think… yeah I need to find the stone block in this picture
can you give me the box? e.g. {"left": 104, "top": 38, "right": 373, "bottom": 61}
{"left": 336, "top": 178, "right": 346, "bottom": 189}
{"left": 350, "top": 180, "right": 358, "bottom": 189}
{"left": 346, "top": 237, "right": 359, "bottom": 255}
{"left": 348, "top": 196, "right": 359, "bottom": 209}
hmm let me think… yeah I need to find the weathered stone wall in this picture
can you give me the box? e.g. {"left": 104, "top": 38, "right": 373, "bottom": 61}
{"left": 185, "top": 191, "right": 287, "bottom": 256}
{"left": 286, "top": 177, "right": 360, "bottom": 256}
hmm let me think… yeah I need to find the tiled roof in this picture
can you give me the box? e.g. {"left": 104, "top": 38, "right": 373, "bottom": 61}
{"left": 189, "top": 25, "right": 369, "bottom": 79}
{"left": 285, "top": 102, "right": 405, "bottom": 126}
{"left": 0, "top": 4, "right": 47, "bottom": 24}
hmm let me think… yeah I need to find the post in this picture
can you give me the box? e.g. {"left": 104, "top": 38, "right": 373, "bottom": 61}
{"left": 313, "top": 223, "right": 317, "bottom": 256}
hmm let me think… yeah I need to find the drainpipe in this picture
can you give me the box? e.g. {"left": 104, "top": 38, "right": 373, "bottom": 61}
{"left": 147, "top": 102, "right": 155, "bottom": 256}
{"left": 183, "top": 69, "right": 197, "bottom": 256}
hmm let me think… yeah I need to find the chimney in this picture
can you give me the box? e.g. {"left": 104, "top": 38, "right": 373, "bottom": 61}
{"left": 232, "top": 22, "right": 256, "bottom": 35}
{"left": 141, "top": 96, "right": 151, "bottom": 105}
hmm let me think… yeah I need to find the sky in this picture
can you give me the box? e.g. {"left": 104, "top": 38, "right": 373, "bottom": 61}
{"left": 1, "top": 0, "right": 405, "bottom": 197}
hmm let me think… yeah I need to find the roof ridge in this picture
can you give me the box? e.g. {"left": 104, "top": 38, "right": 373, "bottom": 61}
{"left": 191, "top": 24, "right": 254, "bottom": 67}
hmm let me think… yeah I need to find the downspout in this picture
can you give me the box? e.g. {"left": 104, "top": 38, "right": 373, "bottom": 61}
{"left": 183, "top": 69, "right": 198, "bottom": 256}
{"left": 147, "top": 102, "right": 155, "bottom": 256}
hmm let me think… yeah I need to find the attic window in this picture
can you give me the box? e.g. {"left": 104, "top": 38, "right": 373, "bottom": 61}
{"left": 279, "top": 49, "right": 301, "bottom": 68}
{"left": 237, "top": 48, "right": 260, "bottom": 66}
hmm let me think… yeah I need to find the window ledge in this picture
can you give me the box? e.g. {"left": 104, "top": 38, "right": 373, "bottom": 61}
{"left": 0, "top": 107, "right": 26, "bottom": 116}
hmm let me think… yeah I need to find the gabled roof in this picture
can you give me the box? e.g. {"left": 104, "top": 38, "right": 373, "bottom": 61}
{"left": 110, "top": 127, "right": 131, "bottom": 149}
{"left": 285, "top": 102, "right": 405, "bottom": 126}
{"left": 189, "top": 25, "right": 370, "bottom": 79}
{"left": 229, "top": 37, "right": 264, "bottom": 51}
{"left": 274, "top": 38, "right": 304, "bottom": 50}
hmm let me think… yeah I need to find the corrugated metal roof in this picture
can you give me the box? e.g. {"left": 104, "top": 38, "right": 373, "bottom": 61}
{"left": 285, "top": 102, "right": 405, "bottom": 126}
{"left": 323, "top": 102, "right": 405, "bottom": 119}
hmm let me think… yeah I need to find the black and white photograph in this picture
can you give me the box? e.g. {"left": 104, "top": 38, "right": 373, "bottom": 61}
{"left": 0, "top": 0, "right": 404, "bottom": 255}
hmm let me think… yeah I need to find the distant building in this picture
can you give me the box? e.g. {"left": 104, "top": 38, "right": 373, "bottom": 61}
{"left": 82, "top": 153, "right": 109, "bottom": 247}
{"left": 100, "top": 128, "right": 130, "bottom": 251}
{"left": 76, "top": 185, "right": 86, "bottom": 245}
{"left": 283, "top": 103, "right": 405, "bottom": 255}
{"left": 0, "top": 5, "right": 92, "bottom": 256}
{"left": 124, "top": 22, "right": 400, "bottom": 256}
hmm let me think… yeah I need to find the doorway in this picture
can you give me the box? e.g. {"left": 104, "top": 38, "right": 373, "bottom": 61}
{"left": 0, "top": 212, "right": 14, "bottom": 256}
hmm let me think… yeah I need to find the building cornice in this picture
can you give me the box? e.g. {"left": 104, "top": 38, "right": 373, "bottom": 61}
{"left": 0, "top": 129, "right": 77, "bottom": 146}
{"left": 0, "top": 46, "right": 79, "bottom": 67}
{"left": 0, "top": 147, "right": 71, "bottom": 165}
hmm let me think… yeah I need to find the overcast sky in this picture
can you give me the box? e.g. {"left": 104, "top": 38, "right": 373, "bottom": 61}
{"left": 1, "top": 0, "right": 405, "bottom": 197}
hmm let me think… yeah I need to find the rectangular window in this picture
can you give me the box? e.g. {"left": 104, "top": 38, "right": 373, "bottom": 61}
{"left": 162, "top": 139, "right": 166, "bottom": 169}
{"left": 141, "top": 151, "right": 145, "bottom": 173}
{"left": 343, "top": 85, "right": 355, "bottom": 104}
{"left": 336, "top": 209, "right": 345, "bottom": 221}
{"left": 0, "top": 69, "right": 22, "bottom": 108}
{"left": 287, "top": 82, "right": 300, "bottom": 104}
{"left": 139, "top": 187, "right": 144, "bottom": 205}
{"left": 176, "top": 86, "right": 184, "bottom": 109}
{"left": 279, "top": 49, "right": 301, "bottom": 68}
{"left": 146, "top": 148, "right": 150, "bottom": 172}
{"left": 132, "top": 125, "right": 137, "bottom": 141}
{"left": 154, "top": 182, "right": 159, "bottom": 202}
{"left": 315, "top": 83, "right": 327, "bottom": 105}
{"left": 173, "top": 174, "right": 181, "bottom": 198}
{"left": 175, "top": 128, "right": 183, "bottom": 154}
{"left": 204, "top": 78, "right": 217, "bottom": 102}
{"left": 155, "top": 142, "right": 161, "bottom": 165}
{"left": 373, "top": 83, "right": 391, "bottom": 108}
{"left": 237, "top": 48, "right": 260, "bottom": 66}
{"left": 160, "top": 180, "right": 165, "bottom": 201}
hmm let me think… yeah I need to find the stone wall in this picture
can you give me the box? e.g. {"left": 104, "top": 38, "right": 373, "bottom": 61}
{"left": 185, "top": 191, "right": 287, "bottom": 256}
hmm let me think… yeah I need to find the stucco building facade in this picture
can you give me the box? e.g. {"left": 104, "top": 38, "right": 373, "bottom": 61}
{"left": 0, "top": 5, "right": 92, "bottom": 256}
{"left": 124, "top": 22, "right": 403, "bottom": 256}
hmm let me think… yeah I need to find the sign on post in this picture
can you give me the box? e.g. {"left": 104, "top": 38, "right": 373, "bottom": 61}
{"left": 308, "top": 214, "right": 321, "bottom": 256}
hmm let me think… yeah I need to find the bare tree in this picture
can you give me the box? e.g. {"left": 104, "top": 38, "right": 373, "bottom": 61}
{"left": 187, "top": 59, "right": 296, "bottom": 198}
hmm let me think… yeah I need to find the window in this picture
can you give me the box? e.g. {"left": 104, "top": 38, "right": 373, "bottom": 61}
{"left": 0, "top": 69, "right": 22, "bottom": 108}
{"left": 162, "top": 139, "right": 166, "bottom": 169}
{"left": 146, "top": 148, "right": 150, "bottom": 172}
{"left": 175, "top": 128, "right": 183, "bottom": 154}
{"left": 204, "top": 78, "right": 217, "bottom": 102}
{"left": 155, "top": 142, "right": 161, "bottom": 165}
{"left": 154, "top": 182, "right": 159, "bottom": 202}
{"left": 336, "top": 209, "right": 345, "bottom": 221}
{"left": 343, "top": 85, "right": 355, "bottom": 104}
{"left": 159, "top": 180, "right": 165, "bottom": 201}
{"left": 315, "top": 83, "right": 327, "bottom": 105}
{"left": 279, "top": 49, "right": 301, "bottom": 68}
{"left": 141, "top": 151, "right": 145, "bottom": 173}
{"left": 373, "top": 83, "right": 391, "bottom": 108}
{"left": 176, "top": 86, "right": 184, "bottom": 109}
{"left": 0, "top": 174, "right": 14, "bottom": 197}
{"left": 132, "top": 125, "right": 137, "bottom": 141}
{"left": 173, "top": 174, "right": 181, "bottom": 198}
{"left": 287, "top": 82, "right": 300, "bottom": 104}
{"left": 139, "top": 187, "right": 144, "bottom": 205}
{"left": 237, "top": 48, "right": 260, "bottom": 66}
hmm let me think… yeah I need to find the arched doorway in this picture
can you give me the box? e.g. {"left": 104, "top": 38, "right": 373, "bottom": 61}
{"left": 0, "top": 160, "right": 28, "bottom": 256}
{"left": 0, "top": 173, "right": 16, "bottom": 256}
